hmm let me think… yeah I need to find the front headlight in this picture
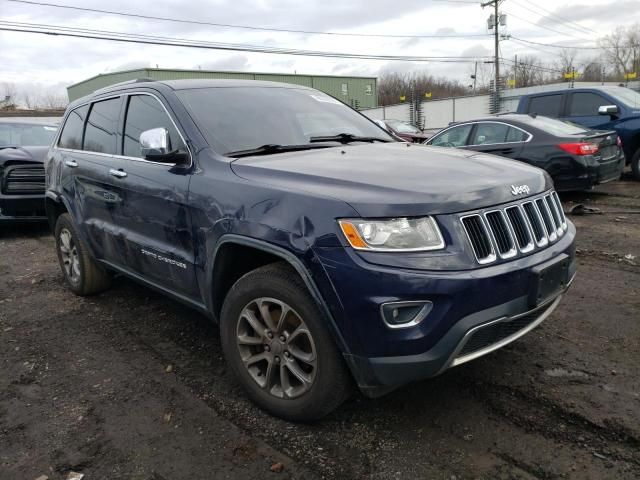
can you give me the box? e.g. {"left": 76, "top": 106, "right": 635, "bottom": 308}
{"left": 338, "top": 216, "right": 445, "bottom": 252}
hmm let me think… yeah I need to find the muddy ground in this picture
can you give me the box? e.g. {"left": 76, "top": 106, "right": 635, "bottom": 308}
{"left": 1, "top": 178, "right": 639, "bottom": 480}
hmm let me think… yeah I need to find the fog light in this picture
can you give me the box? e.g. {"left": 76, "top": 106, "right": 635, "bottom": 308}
{"left": 380, "top": 301, "right": 433, "bottom": 329}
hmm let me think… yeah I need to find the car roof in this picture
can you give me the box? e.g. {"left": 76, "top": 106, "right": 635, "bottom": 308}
{"left": 69, "top": 78, "right": 316, "bottom": 108}
{"left": 448, "top": 114, "right": 535, "bottom": 127}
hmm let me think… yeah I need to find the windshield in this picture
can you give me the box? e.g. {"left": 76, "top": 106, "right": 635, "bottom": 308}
{"left": 387, "top": 120, "right": 421, "bottom": 134}
{"left": 603, "top": 86, "right": 640, "bottom": 108}
{"left": 524, "top": 116, "right": 589, "bottom": 136}
{"left": 176, "top": 87, "right": 393, "bottom": 155}
{"left": 0, "top": 123, "right": 57, "bottom": 147}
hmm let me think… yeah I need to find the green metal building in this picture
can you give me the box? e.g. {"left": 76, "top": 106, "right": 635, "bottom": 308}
{"left": 67, "top": 68, "right": 378, "bottom": 109}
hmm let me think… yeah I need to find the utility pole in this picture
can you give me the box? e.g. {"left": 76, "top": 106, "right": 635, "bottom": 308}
{"left": 472, "top": 61, "right": 478, "bottom": 94}
{"left": 482, "top": 0, "right": 502, "bottom": 112}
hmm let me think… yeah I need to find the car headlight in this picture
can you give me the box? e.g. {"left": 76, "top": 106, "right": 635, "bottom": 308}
{"left": 338, "top": 217, "right": 445, "bottom": 252}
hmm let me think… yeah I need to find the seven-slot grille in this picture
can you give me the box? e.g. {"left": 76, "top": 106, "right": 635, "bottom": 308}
{"left": 462, "top": 191, "right": 567, "bottom": 264}
{"left": 2, "top": 165, "right": 45, "bottom": 194}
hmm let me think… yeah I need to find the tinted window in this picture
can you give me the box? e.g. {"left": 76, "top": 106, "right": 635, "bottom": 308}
{"left": 176, "top": 87, "right": 392, "bottom": 154}
{"left": 506, "top": 127, "right": 528, "bottom": 142}
{"left": 569, "top": 92, "right": 610, "bottom": 116}
{"left": 528, "top": 95, "right": 563, "bottom": 117}
{"left": 471, "top": 123, "right": 509, "bottom": 145}
{"left": 123, "top": 95, "right": 186, "bottom": 158}
{"left": 58, "top": 105, "right": 88, "bottom": 149}
{"left": 429, "top": 124, "right": 472, "bottom": 147}
{"left": 84, "top": 98, "right": 122, "bottom": 154}
{"left": 0, "top": 123, "right": 57, "bottom": 147}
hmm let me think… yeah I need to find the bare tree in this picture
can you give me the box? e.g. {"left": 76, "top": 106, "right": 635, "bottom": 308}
{"left": 41, "top": 89, "right": 67, "bottom": 109}
{"left": 22, "top": 91, "right": 42, "bottom": 110}
{"left": 0, "top": 82, "right": 18, "bottom": 109}
{"left": 555, "top": 49, "right": 578, "bottom": 77}
{"left": 377, "top": 71, "right": 468, "bottom": 106}
{"left": 512, "top": 55, "right": 546, "bottom": 87}
{"left": 599, "top": 23, "right": 640, "bottom": 78}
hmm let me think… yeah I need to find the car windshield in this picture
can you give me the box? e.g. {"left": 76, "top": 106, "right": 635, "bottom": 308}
{"left": 0, "top": 122, "right": 58, "bottom": 147}
{"left": 176, "top": 86, "right": 393, "bottom": 155}
{"left": 523, "top": 116, "right": 589, "bottom": 136}
{"left": 387, "top": 120, "right": 421, "bottom": 134}
{"left": 603, "top": 86, "right": 640, "bottom": 108}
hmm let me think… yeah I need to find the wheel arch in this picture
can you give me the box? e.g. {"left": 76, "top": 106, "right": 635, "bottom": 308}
{"left": 209, "top": 234, "right": 350, "bottom": 354}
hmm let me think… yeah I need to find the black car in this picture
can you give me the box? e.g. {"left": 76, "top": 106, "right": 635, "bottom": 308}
{"left": 0, "top": 120, "right": 58, "bottom": 222}
{"left": 46, "top": 80, "right": 575, "bottom": 420}
{"left": 425, "top": 114, "right": 625, "bottom": 191}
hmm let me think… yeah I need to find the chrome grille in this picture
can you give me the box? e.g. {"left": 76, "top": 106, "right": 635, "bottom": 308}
{"left": 3, "top": 165, "right": 45, "bottom": 194}
{"left": 462, "top": 190, "right": 567, "bottom": 264}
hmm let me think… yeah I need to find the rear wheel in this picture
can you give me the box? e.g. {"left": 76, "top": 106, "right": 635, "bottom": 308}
{"left": 220, "top": 262, "right": 351, "bottom": 421}
{"left": 631, "top": 149, "right": 640, "bottom": 181}
{"left": 54, "top": 213, "right": 111, "bottom": 295}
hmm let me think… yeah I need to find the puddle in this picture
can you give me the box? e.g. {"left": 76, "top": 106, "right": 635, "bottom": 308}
{"left": 544, "top": 368, "right": 590, "bottom": 378}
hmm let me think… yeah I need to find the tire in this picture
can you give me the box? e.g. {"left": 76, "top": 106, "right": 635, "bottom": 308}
{"left": 631, "top": 149, "right": 640, "bottom": 181}
{"left": 54, "top": 213, "right": 111, "bottom": 295}
{"left": 220, "top": 262, "right": 351, "bottom": 421}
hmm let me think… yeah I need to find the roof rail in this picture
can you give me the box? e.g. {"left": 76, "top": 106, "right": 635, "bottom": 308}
{"left": 93, "top": 77, "right": 155, "bottom": 94}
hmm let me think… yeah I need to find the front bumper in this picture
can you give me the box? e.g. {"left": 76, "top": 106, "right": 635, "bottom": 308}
{"left": 0, "top": 194, "right": 47, "bottom": 222}
{"left": 314, "top": 222, "right": 576, "bottom": 394}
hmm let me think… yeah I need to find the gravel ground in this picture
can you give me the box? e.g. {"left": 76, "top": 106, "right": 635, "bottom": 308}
{"left": 1, "top": 178, "right": 639, "bottom": 480}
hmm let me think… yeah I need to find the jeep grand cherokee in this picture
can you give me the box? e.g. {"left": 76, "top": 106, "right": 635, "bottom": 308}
{"left": 45, "top": 79, "right": 576, "bottom": 421}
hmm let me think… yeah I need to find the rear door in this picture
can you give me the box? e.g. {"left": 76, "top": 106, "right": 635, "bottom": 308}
{"left": 464, "top": 122, "right": 527, "bottom": 158}
{"left": 61, "top": 96, "right": 129, "bottom": 267}
{"left": 565, "top": 91, "right": 619, "bottom": 130}
{"left": 110, "top": 92, "right": 197, "bottom": 298}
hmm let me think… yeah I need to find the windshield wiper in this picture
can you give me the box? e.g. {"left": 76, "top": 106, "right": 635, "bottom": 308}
{"left": 226, "top": 143, "right": 331, "bottom": 158}
{"left": 309, "top": 133, "right": 392, "bottom": 144}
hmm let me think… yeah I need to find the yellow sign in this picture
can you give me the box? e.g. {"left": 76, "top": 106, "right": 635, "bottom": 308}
{"left": 424, "top": 92, "right": 432, "bottom": 98}
{"left": 564, "top": 71, "right": 578, "bottom": 79}
{"left": 624, "top": 72, "right": 637, "bottom": 80}
{"left": 507, "top": 79, "right": 516, "bottom": 87}
{"left": 400, "top": 95, "right": 406, "bottom": 101}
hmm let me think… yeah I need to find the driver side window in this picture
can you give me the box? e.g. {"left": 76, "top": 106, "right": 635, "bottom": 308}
{"left": 123, "top": 94, "right": 186, "bottom": 159}
{"left": 430, "top": 124, "right": 472, "bottom": 147}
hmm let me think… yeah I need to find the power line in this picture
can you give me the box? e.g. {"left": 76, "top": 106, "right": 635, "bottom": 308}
{"left": 503, "top": 10, "right": 593, "bottom": 42}
{"left": 509, "top": 0, "right": 596, "bottom": 35}
{"left": 0, "top": 21, "right": 493, "bottom": 63}
{"left": 510, "top": 36, "right": 636, "bottom": 51}
{"left": 2, "top": 0, "right": 492, "bottom": 39}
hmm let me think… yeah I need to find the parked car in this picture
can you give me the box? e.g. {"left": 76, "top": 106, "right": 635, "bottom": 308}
{"left": 516, "top": 86, "right": 640, "bottom": 179}
{"left": 425, "top": 114, "right": 625, "bottom": 192}
{"left": 375, "top": 118, "right": 429, "bottom": 143}
{"left": 46, "top": 79, "right": 576, "bottom": 421}
{"left": 0, "top": 120, "right": 58, "bottom": 222}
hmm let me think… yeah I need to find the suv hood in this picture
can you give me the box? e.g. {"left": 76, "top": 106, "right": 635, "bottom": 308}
{"left": 0, "top": 146, "right": 48, "bottom": 166}
{"left": 230, "top": 143, "right": 551, "bottom": 217}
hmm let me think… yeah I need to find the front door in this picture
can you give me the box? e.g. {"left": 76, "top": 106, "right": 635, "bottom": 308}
{"left": 564, "top": 91, "right": 619, "bottom": 130}
{"left": 108, "top": 93, "right": 197, "bottom": 299}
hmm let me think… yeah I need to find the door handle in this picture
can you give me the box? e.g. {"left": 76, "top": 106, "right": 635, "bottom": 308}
{"left": 65, "top": 159, "right": 78, "bottom": 168}
{"left": 109, "top": 168, "right": 127, "bottom": 178}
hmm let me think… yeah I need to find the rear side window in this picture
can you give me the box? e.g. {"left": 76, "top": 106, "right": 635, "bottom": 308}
{"left": 123, "top": 95, "right": 186, "bottom": 158}
{"left": 84, "top": 97, "right": 122, "bottom": 154}
{"left": 527, "top": 95, "right": 563, "bottom": 117}
{"left": 471, "top": 123, "right": 509, "bottom": 145}
{"left": 568, "top": 92, "right": 610, "bottom": 116}
{"left": 430, "top": 124, "right": 472, "bottom": 147}
{"left": 506, "top": 127, "right": 529, "bottom": 142}
{"left": 58, "top": 105, "right": 88, "bottom": 149}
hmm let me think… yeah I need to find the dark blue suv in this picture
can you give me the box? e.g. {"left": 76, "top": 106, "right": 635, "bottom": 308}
{"left": 45, "top": 79, "right": 576, "bottom": 420}
{"left": 517, "top": 86, "right": 640, "bottom": 179}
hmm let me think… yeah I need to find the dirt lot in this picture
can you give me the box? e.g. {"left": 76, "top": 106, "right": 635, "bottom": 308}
{"left": 1, "top": 179, "right": 639, "bottom": 480}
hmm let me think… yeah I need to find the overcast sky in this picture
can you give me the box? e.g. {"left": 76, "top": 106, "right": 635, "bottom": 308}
{"left": 0, "top": 0, "right": 636, "bottom": 102}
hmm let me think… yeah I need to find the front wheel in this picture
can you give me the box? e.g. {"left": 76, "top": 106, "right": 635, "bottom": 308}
{"left": 220, "top": 263, "right": 351, "bottom": 421}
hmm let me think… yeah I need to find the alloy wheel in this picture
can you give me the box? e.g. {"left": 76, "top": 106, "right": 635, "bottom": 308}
{"left": 59, "top": 228, "right": 80, "bottom": 284}
{"left": 236, "top": 297, "right": 317, "bottom": 399}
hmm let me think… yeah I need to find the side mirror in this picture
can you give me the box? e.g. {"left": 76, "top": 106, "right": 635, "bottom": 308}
{"left": 140, "top": 128, "right": 188, "bottom": 164}
{"left": 598, "top": 105, "right": 619, "bottom": 116}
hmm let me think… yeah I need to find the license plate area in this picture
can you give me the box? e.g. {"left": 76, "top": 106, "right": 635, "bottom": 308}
{"left": 529, "top": 254, "right": 570, "bottom": 307}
